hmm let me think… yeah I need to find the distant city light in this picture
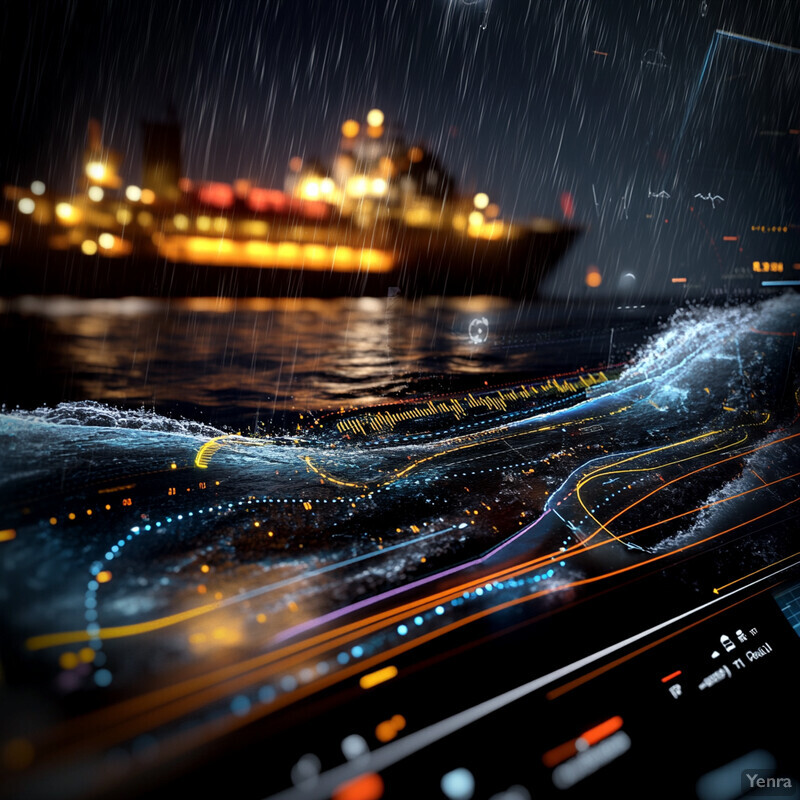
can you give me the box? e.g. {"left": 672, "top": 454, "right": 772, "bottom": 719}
{"left": 81, "top": 240, "right": 98, "bottom": 255}
{"left": 585, "top": 267, "right": 603, "bottom": 287}
{"left": 88, "top": 185, "right": 104, "bottom": 202}
{"left": 98, "top": 233, "right": 115, "bottom": 249}
{"left": 468, "top": 210, "right": 484, "bottom": 228}
{"left": 347, "top": 176, "right": 368, "bottom": 198}
{"left": 30, "top": 181, "right": 45, "bottom": 196}
{"left": 288, "top": 156, "right": 303, "bottom": 172}
{"left": 301, "top": 180, "right": 321, "bottom": 200}
{"left": 55, "top": 202, "right": 80, "bottom": 224}
{"left": 116, "top": 208, "right": 133, "bottom": 225}
{"left": 125, "top": 185, "right": 142, "bottom": 202}
{"left": 173, "top": 214, "right": 190, "bottom": 230}
{"left": 408, "top": 147, "right": 424, "bottom": 163}
{"left": 140, "top": 188, "right": 156, "bottom": 205}
{"left": 341, "top": 119, "right": 360, "bottom": 138}
{"left": 473, "top": 192, "right": 490, "bottom": 210}
{"left": 137, "top": 211, "right": 154, "bottom": 227}
{"left": 320, "top": 178, "right": 335, "bottom": 196}
{"left": 17, "top": 197, "right": 35, "bottom": 215}
{"left": 86, "top": 161, "right": 107, "bottom": 182}
{"left": 371, "top": 178, "right": 388, "bottom": 196}
{"left": 196, "top": 215, "right": 212, "bottom": 231}
{"left": 366, "top": 125, "right": 384, "bottom": 139}
{"left": 366, "top": 108, "right": 385, "bottom": 127}
{"left": 485, "top": 203, "right": 500, "bottom": 219}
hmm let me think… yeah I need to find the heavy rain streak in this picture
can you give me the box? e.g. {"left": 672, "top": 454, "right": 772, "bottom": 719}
{"left": 1, "top": 2, "right": 799, "bottom": 800}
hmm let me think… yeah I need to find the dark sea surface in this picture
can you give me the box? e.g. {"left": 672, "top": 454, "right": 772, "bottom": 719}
{"left": 0, "top": 295, "right": 676, "bottom": 429}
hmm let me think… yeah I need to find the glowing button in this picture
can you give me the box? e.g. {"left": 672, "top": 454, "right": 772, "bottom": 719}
{"left": 441, "top": 768, "right": 475, "bottom": 800}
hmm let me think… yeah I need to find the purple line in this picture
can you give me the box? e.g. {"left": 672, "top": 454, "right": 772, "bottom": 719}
{"left": 272, "top": 509, "right": 552, "bottom": 644}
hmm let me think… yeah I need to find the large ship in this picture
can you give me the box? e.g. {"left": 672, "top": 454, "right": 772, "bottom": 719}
{"left": 0, "top": 111, "right": 578, "bottom": 298}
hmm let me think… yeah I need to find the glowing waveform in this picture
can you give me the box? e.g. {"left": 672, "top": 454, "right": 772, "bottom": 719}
{"left": 694, "top": 193, "right": 724, "bottom": 208}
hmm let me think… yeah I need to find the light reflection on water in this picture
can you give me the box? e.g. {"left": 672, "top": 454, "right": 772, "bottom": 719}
{"left": 0, "top": 295, "right": 663, "bottom": 427}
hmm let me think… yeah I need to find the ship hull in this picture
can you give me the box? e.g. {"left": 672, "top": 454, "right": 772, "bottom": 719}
{"left": 0, "top": 226, "right": 578, "bottom": 298}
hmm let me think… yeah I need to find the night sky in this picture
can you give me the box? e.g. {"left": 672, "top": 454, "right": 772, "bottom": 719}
{"left": 2, "top": 0, "right": 799, "bottom": 296}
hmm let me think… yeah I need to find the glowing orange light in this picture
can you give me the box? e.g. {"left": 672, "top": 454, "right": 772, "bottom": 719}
{"left": 359, "top": 665, "right": 398, "bottom": 689}
{"left": 408, "top": 146, "right": 424, "bottom": 163}
{"left": 59, "top": 652, "right": 79, "bottom": 670}
{"left": 96, "top": 570, "right": 112, "bottom": 584}
{"left": 332, "top": 772, "right": 384, "bottom": 800}
{"left": 0, "top": 529, "right": 16, "bottom": 542}
{"left": 341, "top": 119, "right": 360, "bottom": 138}
{"left": 288, "top": 156, "right": 303, "bottom": 172}
{"left": 366, "top": 125, "right": 384, "bottom": 139}
{"left": 671, "top": 277, "right": 687, "bottom": 283}
{"left": 246, "top": 188, "right": 289, "bottom": 213}
{"left": 585, "top": 267, "right": 602, "bottom": 287}
{"left": 560, "top": 191, "right": 575, "bottom": 220}
{"left": 198, "top": 183, "right": 234, "bottom": 208}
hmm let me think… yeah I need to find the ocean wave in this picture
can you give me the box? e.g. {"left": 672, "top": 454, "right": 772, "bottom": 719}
{"left": 4, "top": 400, "right": 224, "bottom": 438}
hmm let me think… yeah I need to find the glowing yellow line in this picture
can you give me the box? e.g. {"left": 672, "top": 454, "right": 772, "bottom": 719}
{"left": 26, "top": 600, "right": 224, "bottom": 651}
{"left": 714, "top": 548, "right": 800, "bottom": 594}
{"left": 194, "top": 434, "right": 271, "bottom": 469}
{"left": 302, "top": 456, "right": 368, "bottom": 489}
{"left": 575, "top": 431, "right": 745, "bottom": 545}
{"left": 359, "top": 665, "right": 398, "bottom": 689}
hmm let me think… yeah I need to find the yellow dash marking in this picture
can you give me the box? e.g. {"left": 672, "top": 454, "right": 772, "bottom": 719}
{"left": 359, "top": 665, "right": 398, "bottom": 689}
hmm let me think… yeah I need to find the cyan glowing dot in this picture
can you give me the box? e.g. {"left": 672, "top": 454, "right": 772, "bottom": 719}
{"left": 85, "top": 610, "right": 97, "bottom": 621}
{"left": 110, "top": 546, "right": 119, "bottom": 553}
{"left": 144, "top": 524, "right": 151, "bottom": 531}
{"left": 90, "top": 563, "right": 102, "bottom": 575}
{"left": 126, "top": 534, "right": 132, "bottom": 540}
{"left": 560, "top": 561, "right": 566, "bottom": 566}
{"left": 258, "top": 685, "right": 276, "bottom": 703}
{"left": 280, "top": 675, "right": 297, "bottom": 692}
{"left": 230, "top": 695, "right": 251, "bottom": 716}
{"left": 166, "top": 517, "right": 172, "bottom": 523}
{"left": 337, "top": 652, "right": 350, "bottom": 664}
{"left": 462, "top": 591, "right": 470, "bottom": 599}
{"left": 85, "top": 597, "right": 97, "bottom": 609}
{"left": 177, "top": 515, "right": 183, "bottom": 520}
{"left": 534, "top": 575, "right": 541, "bottom": 582}
{"left": 435, "top": 605, "right": 445, "bottom": 615}
{"left": 130, "top": 526, "right": 140, "bottom": 533}
{"left": 94, "top": 669, "right": 112, "bottom": 687}
{"left": 155, "top": 522, "right": 161, "bottom": 527}
{"left": 485, "top": 583, "right": 492, "bottom": 591}
{"left": 475, "top": 588, "right": 483, "bottom": 596}
{"left": 397, "top": 624, "right": 408, "bottom": 636}
{"left": 105, "top": 552, "right": 114, "bottom": 560}
{"left": 88, "top": 580, "right": 98, "bottom": 591}
{"left": 351, "top": 645, "right": 364, "bottom": 658}
{"left": 441, "top": 767, "right": 475, "bottom": 800}
{"left": 548, "top": 569, "right": 554, "bottom": 577}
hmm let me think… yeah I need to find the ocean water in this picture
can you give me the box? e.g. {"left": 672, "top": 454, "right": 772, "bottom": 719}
{"left": 0, "top": 295, "right": 672, "bottom": 430}
{"left": 1, "top": 292, "right": 799, "bottom": 800}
